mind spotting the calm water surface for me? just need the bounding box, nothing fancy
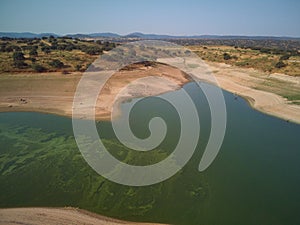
[0,82,299,225]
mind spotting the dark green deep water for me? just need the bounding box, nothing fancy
[0,82,300,225]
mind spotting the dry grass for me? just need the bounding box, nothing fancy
[188,45,300,76]
[0,39,99,73]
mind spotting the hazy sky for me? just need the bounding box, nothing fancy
[0,0,299,36]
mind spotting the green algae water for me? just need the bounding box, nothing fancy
[0,82,300,225]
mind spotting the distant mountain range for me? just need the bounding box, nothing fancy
[0,32,299,40]
[0,32,59,38]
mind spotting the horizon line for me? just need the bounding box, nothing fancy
[1,31,300,39]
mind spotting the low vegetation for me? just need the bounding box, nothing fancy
[188,45,300,76]
[1,36,299,76]
[0,36,116,73]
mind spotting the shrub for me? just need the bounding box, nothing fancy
[13,51,25,61]
[50,43,58,50]
[12,45,22,51]
[65,44,75,51]
[102,42,116,51]
[32,64,46,72]
[57,44,67,51]
[41,46,51,54]
[259,48,271,54]
[29,49,38,57]
[14,60,28,68]
[184,50,191,55]
[223,52,231,60]
[80,45,103,55]
[49,59,64,68]
[61,70,70,75]
[279,54,290,61]
[75,64,82,71]
[275,61,287,68]
[4,45,14,52]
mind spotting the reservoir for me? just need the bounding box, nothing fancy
[0,82,299,225]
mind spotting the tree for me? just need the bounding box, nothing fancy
[12,45,22,51]
[4,45,14,52]
[13,51,27,68]
[75,64,82,71]
[279,54,290,61]
[14,60,27,68]
[85,47,96,55]
[65,43,75,51]
[32,64,46,72]
[41,46,51,54]
[223,53,231,60]
[50,43,58,50]
[275,61,286,68]
[49,59,64,68]
[80,45,102,55]
[102,42,116,51]
[29,49,38,57]
[13,51,25,61]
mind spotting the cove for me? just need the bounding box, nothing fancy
[0,82,300,225]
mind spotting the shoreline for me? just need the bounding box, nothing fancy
[207,62,300,124]
[0,207,168,225]
[1,82,298,125]
[0,62,299,124]
[218,77,300,124]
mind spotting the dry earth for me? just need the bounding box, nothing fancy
[0,207,168,225]
[207,62,300,123]
[0,61,299,123]
[0,64,189,120]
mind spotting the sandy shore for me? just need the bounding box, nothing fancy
[0,61,299,123]
[0,64,189,120]
[207,62,300,124]
[0,207,168,225]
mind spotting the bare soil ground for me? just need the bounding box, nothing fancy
[0,61,299,123]
[0,207,167,225]
[0,72,81,117]
[207,62,300,123]
[0,64,189,120]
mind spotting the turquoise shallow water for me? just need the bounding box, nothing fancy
[0,82,300,225]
